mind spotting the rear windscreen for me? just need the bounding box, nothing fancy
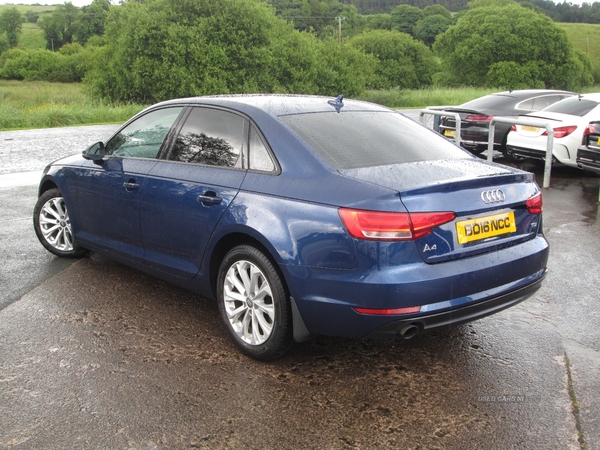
[280,111,469,169]
[542,98,599,116]
[459,94,513,110]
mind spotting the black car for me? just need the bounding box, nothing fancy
[437,90,575,158]
[577,121,600,174]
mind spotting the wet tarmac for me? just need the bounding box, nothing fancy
[1,123,599,449]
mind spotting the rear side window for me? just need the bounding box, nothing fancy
[169,107,245,168]
[281,111,468,169]
[542,98,599,116]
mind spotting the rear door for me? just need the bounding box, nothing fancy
[140,106,248,279]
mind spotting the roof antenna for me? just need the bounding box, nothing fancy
[328,94,344,112]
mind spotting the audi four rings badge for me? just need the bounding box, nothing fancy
[481,189,506,204]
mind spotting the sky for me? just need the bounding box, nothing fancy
[0,1,95,6]
[0,0,594,7]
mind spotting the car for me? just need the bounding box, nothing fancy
[437,90,575,158]
[33,95,549,360]
[577,121,600,174]
[506,93,600,168]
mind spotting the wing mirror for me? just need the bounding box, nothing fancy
[82,142,106,162]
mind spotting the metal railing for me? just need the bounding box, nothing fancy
[486,117,555,189]
[419,109,555,189]
[419,109,462,147]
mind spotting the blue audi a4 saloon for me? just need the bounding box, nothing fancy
[34,95,549,360]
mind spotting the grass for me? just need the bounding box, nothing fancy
[18,23,46,50]
[0,80,146,130]
[2,80,600,131]
[356,87,499,109]
[559,22,600,81]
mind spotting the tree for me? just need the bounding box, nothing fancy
[75,0,111,45]
[349,30,437,89]
[85,0,374,103]
[390,5,423,36]
[0,7,23,48]
[423,4,452,19]
[434,3,593,89]
[414,14,452,47]
[39,2,81,50]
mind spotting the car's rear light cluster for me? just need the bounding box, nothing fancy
[542,125,577,139]
[465,114,493,122]
[510,124,577,139]
[583,124,598,136]
[526,193,543,214]
[339,209,456,241]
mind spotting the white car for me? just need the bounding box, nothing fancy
[505,93,600,168]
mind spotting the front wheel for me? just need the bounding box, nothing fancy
[33,188,86,258]
[217,245,292,360]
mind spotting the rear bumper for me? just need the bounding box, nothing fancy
[287,235,549,339]
[577,147,600,174]
[364,273,545,338]
[506,145,550,161]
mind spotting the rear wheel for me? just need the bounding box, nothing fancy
[33,188,86,258]
[217,245,292,360]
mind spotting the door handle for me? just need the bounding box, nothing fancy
[123,179,140,191]
[197,192,222,206]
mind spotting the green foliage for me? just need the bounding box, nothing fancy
[0,34,9,54]
[86,0,374,103]
[434,3,594,89]
[39,2,80,50]
[74,0,110,45]
[560,22,600,83]
[414,15,452,47]
[0,7,23,48]
[24,11,39,24]
[362,14,392,31]
[0,80,145,130]
[423,4,452,19]
[390,5,424,36]
[0,45,96,82]
[349,30,437,89]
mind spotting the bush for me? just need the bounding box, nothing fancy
[85,0,375,103]
[349,30,437,89]
[434,3,594,89]
[0,46,96,82]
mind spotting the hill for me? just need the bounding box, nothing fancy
[559,22,600,82]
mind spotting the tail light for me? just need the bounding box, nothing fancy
[339,209,456,241]
[526,193,543,214]
[583,124,597,136]
[542,125,577,139]
[510,124,517,131]
[465,115,493,122]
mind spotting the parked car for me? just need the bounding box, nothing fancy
[577,121,600,174]
[437,90,575,157]
[33,95,549,360]
[506,93,600,168]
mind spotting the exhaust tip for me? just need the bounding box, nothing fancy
[399,324,420,340]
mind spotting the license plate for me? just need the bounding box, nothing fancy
[444,129,456,138]
[456,212,516,244]
[521,125,540,133]
[597,137,600,145]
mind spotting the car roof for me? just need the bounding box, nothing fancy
[152,94,392,117]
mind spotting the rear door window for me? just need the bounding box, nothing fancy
[168,107,245,168]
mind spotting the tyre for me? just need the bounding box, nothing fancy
[33,188,86,258]
[217,245,292,360]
